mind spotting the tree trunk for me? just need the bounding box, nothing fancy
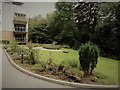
[90,68,93,75]
[84,69,90,77]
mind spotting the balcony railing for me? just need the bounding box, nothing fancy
[15,38,26,43]
[13,28,27,34]
[13,16,27,22]
[14,28,26,32]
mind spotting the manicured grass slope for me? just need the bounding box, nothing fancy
[38,48,118,84]
[38,48,79,64]
[95,57,118,84]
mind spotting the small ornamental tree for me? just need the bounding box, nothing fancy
[27,42,39,65]
[79,42,99,77]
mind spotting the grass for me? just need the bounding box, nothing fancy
[37,48,119,84]
[38,48,79,64]
[95,57,118,84]
[7,43,118,85]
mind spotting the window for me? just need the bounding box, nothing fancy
[15,35,25,42]
[14,24,26,32]
[14,12,26,17]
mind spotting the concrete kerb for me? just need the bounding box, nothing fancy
[3,48,119,88]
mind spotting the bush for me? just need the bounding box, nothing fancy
[32,43,42,47]
[32,60,55,72]
[58,61,65,71]
[79,42,99,76]
[32,63,46,72]
[42,44,61,50]
[2,40,10,44]
[4,44,10,49]
[10,41,19,52]
[62,45,70,48]
[5,41,19,53]
[27,43,39,65]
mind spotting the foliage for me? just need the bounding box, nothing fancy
[6,41,19,53]
[94,2,120,60]
[32,63,46,72]
[49,2,78,46]
[32,43,42,47]
[14,47,118,84]
[62,59,78,68]
[61,45,70,48]
[79,42,99,76]
[2,40,10,44]
[4,44,10,49]
[74,2,98,48]
[42,44,61,50]
[28,13,54,44]
[27,43,39,65]
[28,2,120,60]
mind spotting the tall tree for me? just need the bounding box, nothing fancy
[28,14,54,43]
[95,2,120,59]
[50,2,78,47]
[74,2,98,48]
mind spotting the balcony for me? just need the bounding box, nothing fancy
[15,38,26,44]
[13,16,27,23]
[13,28,27,35]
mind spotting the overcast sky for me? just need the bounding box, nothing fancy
[24,2,56,18]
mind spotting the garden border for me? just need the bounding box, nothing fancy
[3,48,119,88]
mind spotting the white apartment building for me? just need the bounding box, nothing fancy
[2,1,28,44]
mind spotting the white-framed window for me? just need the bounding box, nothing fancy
[15,35,25,42]
[14,12,26,17]
[14,24,26,32]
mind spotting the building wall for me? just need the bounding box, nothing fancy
[2,30,14,42]
[2,2,28,31]
[2,2,28,43]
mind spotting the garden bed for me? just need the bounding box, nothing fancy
[13,60,105,85]
[4,43,118,85]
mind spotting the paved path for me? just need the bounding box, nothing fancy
[33,47,63,52]
[1,46,118,89]
[2,48,70,88]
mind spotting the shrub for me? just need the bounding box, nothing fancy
[27,48,39,65]
[10,41,19,52]
[62,45,70,48]
[2,40,10,44]
[58,61,65,71]
[27,43,39,65]
[32,60,55,72]
[79,42,99,77]
[32,43,42,47]
[32,63,46,72]
[5,41,19,53]
[4,44,10,49]
[42,44,61,50]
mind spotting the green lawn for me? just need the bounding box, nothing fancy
[95,57,118,84]
[38,48,79,64]
[38,48,119,84]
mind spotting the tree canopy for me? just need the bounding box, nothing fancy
[28,2,120,60]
